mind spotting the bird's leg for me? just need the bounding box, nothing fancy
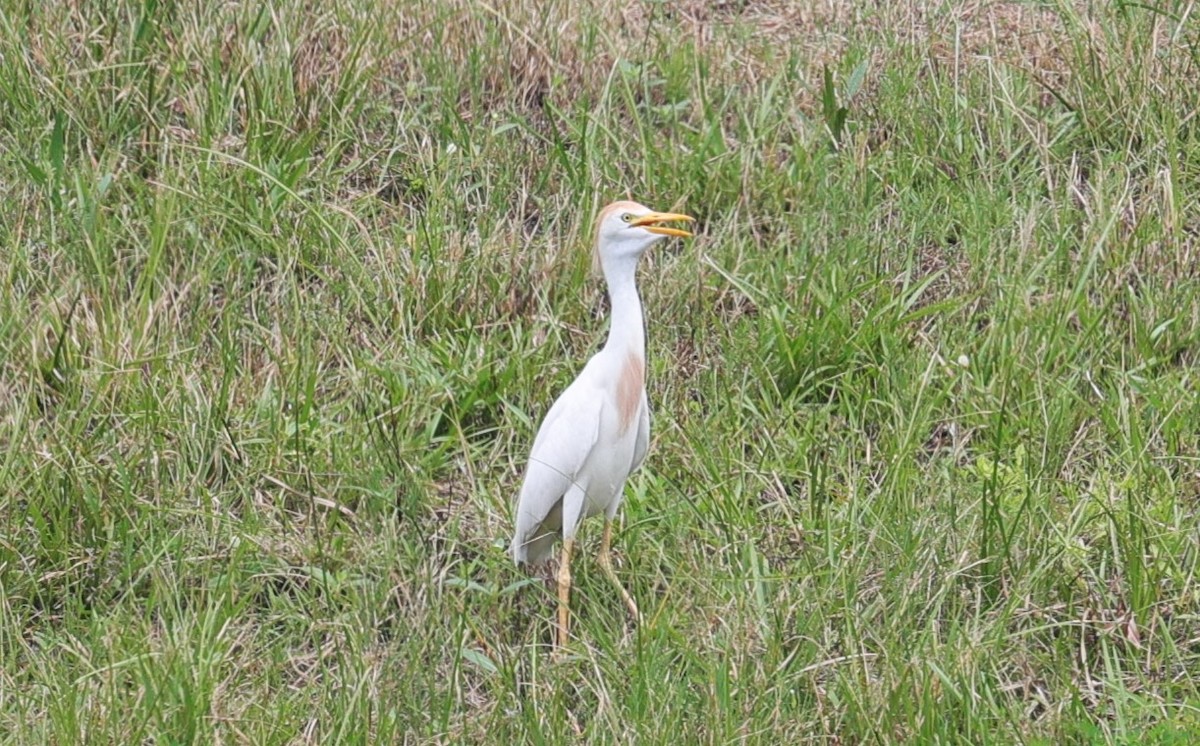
[598,519,640,621]
[555,537,574,649]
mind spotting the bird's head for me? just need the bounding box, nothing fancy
[593,200,694,273]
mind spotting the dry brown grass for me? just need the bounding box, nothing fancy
[371,1,1107,117]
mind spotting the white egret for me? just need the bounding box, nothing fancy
[510,200,694,649]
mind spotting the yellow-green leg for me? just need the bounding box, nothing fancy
[598,520,640,621]
[556,537,574,649]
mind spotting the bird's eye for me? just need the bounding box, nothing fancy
[621,213,633,223]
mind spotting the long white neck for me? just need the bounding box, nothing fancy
[600,253,645,358]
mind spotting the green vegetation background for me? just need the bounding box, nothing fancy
[2,1,1199,742]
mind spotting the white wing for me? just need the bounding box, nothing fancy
[631,389,651,473]
[510,379,604,564]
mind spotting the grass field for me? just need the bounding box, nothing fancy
[3,0,1200,742]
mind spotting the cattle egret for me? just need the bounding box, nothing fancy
[510,200,694,650]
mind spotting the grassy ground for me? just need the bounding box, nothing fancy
[2,0,1200,742]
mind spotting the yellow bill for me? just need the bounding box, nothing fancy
[632,211,695,238]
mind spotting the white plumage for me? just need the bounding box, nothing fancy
[510,200,694,649]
